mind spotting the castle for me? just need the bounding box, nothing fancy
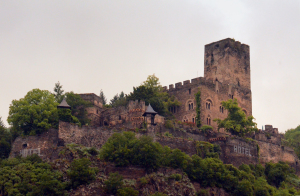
[79,38,252,131]
[9,38,300,174]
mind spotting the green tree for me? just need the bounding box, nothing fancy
[0,117,11,159]
[99,89,107,105]
[53,81,65,103]
[110,91,127,107]
[127,75,180,117]
[65,92,92,126]
[7,89,59,135]
[104,172,124,195]
[67,158,98,188]
[0,155,67,196]
[282,125,300,158]
[214,99,258,136]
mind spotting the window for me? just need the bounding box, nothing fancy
[219,106,224,113]
[188,89,191,94]
[191,103,193,109]
[206,99,212,110]
[206,117,211,125]
[119,115,121,120]
[206,102,211,110]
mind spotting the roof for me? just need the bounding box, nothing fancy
[142,104,157,116]
[57,98,71,109]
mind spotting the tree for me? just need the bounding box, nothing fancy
[127,75,180,117]
[214,99,257,136]
[65,92,92,126]
[142,74,162,92]
[67,158,98,188]
[282,125,300,158]
[110,91,127,107]
[7,89,59,135]
[99,89,107,105]
[0,117,11,159]
[53,81,64,103]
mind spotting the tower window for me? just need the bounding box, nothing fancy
[188,89,191,94]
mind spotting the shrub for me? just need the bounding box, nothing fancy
[196,189,209,196]
[235,179,254,196]
[117,187,139,196]
[200,125,213,133]
[87,147,98,156]
[150,192,167,196]
[168,173,182,181]
[67,158,98,188]
[164,120,174,129]
[139,177,149,185]
[104,172,123,195]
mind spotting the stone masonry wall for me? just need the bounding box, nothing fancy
[10,129,59,159]
[166,78,252,131]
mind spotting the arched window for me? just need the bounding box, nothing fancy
[219,106,224,113]
[242,109,247,115]
[206,99,212,110]
[186,100,194,111]
[206,117,211,125]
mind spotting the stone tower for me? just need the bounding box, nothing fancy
[204,38,251,90]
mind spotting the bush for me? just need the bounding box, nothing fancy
[117,187,139,196]
[104,172,123,195]
[67,158,98,188]
[150,192,167,196]
[196,189,209,196]
[168,173,182,181]
[235,179,254,196]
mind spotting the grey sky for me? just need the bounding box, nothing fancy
[1,1,299,132]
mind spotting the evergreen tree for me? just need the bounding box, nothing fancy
[99,89,107,105]
[53,81,65,103]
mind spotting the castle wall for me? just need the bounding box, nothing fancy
[165,78,252,131]
[10,129,59,159]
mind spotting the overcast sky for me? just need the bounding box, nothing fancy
[0,1,299,132]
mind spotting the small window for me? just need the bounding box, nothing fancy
[97,110,98,114]
[206,118,211,125]
[119,115,121,120]
[206,102,211,110]
[191,103,193,109]
[192,118,195,123]
[232,95,233,99]
[188,89,191,94]
[22,144,27,148]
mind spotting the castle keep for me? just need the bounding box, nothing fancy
[164,38,252,131]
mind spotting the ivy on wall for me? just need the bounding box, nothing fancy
[195,90,201,128]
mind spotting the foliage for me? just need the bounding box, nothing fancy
[99,89,107,105]
[200,125,213,133]
[117,187,139,196]
[195,141,221,158]
[110,91,128,107]
[0,155,67,196]
[127,74,180,117]
[196,189,209,196]
[195,90,202,127]
[265,162,294,187]
[104,172,124,195]
[65,92,92,126]
[53,81,65,103]
[150,193,168,196]
[0,117,11,160]
[58,108,81,126]
[67,158,98,188]
[164,120,175,129]
[214,99,258,136]
[7,89,59,135]
[283,125,300,158]
[100,132,162,170]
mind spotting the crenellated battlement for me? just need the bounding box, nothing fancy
[163,77,205,91]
